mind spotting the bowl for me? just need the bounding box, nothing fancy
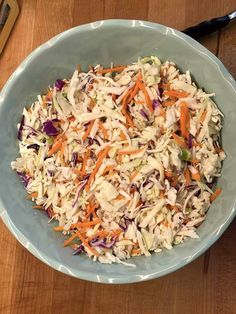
[0,20,235,284]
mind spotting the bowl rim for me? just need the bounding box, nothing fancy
[0,19,236,284]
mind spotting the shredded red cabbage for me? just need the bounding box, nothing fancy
[73,244,84,255]
[72,181,87,207]
[140,109,149,120]
[17,115,25,141]
[91,238,116,249]
[152,99,160,109]
[71,152,78,167]
[17,171,30,187]
[188,134,193,149]
[55,79,65,91]
[43,120,58,136]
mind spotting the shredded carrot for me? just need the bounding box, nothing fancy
[48,135,66,157]
[112,93,116,101]
[199,109,207,123]
[32,205,43,209]
[97,66,127,74]
[172,133,187,148]
[165,171,173,178]
[115,194,125,201]
[164,90,189,98]
[210,187,222,202]
[137,81,153,113]
[131,248,141,255]
[112,229,123,237]
[120,130,127,141]
[121,90,134,127]
[191,171,201,181]
[81,151,90,176]
[159,107,166,118]
[54,226,64,232]
[130,170,139,182]
[85,203,98,218]
[102,165,115,175]
[184,167,191,186]
[99,121,109,139]
[180,102,190,139]
[76,231,99,256]
[117,147,145,155]
[59,141,66,165]
[72,218,101,229]
[135,100,145,104]
[63,233,78,247]
[82,120,95,141]
[159,190,165,198]
[70,126,81,132]
[85,146,110,191]
[26,192,38,200]
[68,116,76,122]
[162,101,175,107]
[159,82,171,90]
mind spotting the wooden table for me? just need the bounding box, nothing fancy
[0,1,235,313]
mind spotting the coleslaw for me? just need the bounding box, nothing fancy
[11,56,226,266]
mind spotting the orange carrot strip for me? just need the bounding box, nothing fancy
[184,167,191,186]
[210,187,222,202]
[99,121,109,139]
[85,146,110,191]
[112,93,116,101]
[165,171,173,178]
[68,116,76,122]
[70,126,81,132]
[117,147,145,155]
[76,231,99,256]
[135,100,145,104]
[180,102,190,139]
[120,130,127,141]
[137,81,153,112]
[97,66,127,74]
[81,151,90,176]
[200,110,207,123]
[164,90,189,98]
[63,233,78,247]
[72,218,101,229]
[54,226,64,231]
[26,192,38,200]
[82,120,95,141]
[191,171,201,181]
[102,165,116,175]
[162,101,176,107]
[172,133,187,148]
[131,248,141,255]
[130,170,139,182]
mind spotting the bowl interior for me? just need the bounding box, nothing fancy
[0,20,235,283]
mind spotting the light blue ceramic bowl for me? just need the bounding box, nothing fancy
[0,20,235,284]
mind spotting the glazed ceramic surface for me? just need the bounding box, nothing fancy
[0,20,235,284]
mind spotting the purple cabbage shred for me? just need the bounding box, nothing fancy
[55,79,65,91]
[140,109,149,120]
[152,99,160,110]
[17,115,25,141]
[71,152,78,167]
[188,134,193,149]
[17,171,30,187]
[43,120,58,136]
[73,244,84,255]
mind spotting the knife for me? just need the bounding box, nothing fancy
[183,10,236,39]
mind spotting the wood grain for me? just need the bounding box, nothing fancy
[0,1,235,313]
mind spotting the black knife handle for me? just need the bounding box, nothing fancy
[183,15,230,39]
